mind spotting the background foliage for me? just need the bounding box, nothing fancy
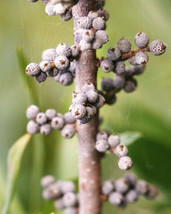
[0,0,171,213]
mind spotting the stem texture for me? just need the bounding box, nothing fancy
[72,1,101,214]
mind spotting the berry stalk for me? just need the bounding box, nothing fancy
[72,1,102,213]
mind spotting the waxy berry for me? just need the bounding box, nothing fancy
[40,123,52,136]
[35,72,47,83]
[100,58,114,73]
[41,175,55,188]
[118,156,133,171]
[26,105,40,120]
[114,144,128,158]
[150,40,166,56]
[56,43,72,57]
[27,120,40,134]
[95,138,109,152]
[61,124,75,138]
[92,17,105,30]
[42,49,57,62]
[109,192,125,206]
[45,109,56,120]
[54,198,65,210]
[51,116,65,130]
[108,134,120,148]
[39,61,52,72]
[36,112,47,125]
[102,181,114,196]
[54,56,70,70]
[63,192,78,207]
[117,37,131,53]
[26,63,40,76]
[125,190,139,203]
[135,32,149,49]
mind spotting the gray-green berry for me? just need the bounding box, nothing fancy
[51,116,65,130]
[100,58,114,73]
[26,63,40,76]
[117,37,131,53]
[40,123,52,135]
[135,51,149,65]
[39,61,52,72]
[36,113,47,125]
[61,124,75,138]
[113,75,126,89]
[150,40,166,56]
[26,105,40,119]
[107,47,121,61]
[56,43,71,57]
[27,120,40,134]
[135,32,149,48]
[95,138,109,152]
[114,61,125,75]
[118,156,133,171]
[54,56,70,70]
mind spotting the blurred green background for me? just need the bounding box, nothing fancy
[0,0,171,213]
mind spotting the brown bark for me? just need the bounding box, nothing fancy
[72,1,102,214]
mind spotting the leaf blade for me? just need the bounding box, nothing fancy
[2,133,32,214]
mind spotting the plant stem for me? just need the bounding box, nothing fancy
[72,1,102,214]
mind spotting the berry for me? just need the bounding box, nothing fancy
[95,94,105,108]
[40,123,52,135]
[78,17,92,29]
[59,72,73,86]
[26,63,40,76]
[64,208,78,214]
[114,144,128,158]
[45,109,56,120]
[135,51,149,65]
[100,58,114,73]
[79,40,92,51]
[145,185,158,199]
[136,180,149,195]
[82,83,95,92]
[72,92,87,105]
[108,192,125,206]
[69,104,87,119]
[41,175,55,188]
[36,113,47,125]
[54,56,70,70]
[95,30,108,44]
[35,72,47,83]
[102,181,114,195]
[82,29,95,42]
[27,120,40,134]
[60,10,72,21]
[113,75,126,89]
[124,78,137,93]
[26,105,40,119]
[86,106,95,119]
[39,61,52,72]
[42,183,62,200]
[69,60,77,75]
[106,93,117,105]
[128,56,138,66]
[51,116,65,130]
[61,124,75,138]
[64,112,76,124]
[74,29,84,43]
[47,68,59,77]
[115,178,130,193]
[42,49,57,62]
[150,40,166,56]
[114,61,125,75]
[53,3,67,15]
[70,44,80,58]
[63,192,78,207]
[133,64,145,75]
[125,190,139,203]
[56,43,72,57]
[118,156,133,170]
[61,181,75,194]
[117,37,131,53]
[45,3,55,16]
[88,11,99,20]
[96,130,108,140]
[54,198,65,210]
[86,90,99,103]
[97,8,109,21]
[107,47,121,61]
[123,173,137,187]
[95,139,109,152]
[92,17,105,30]
[135,32,149,49]
[96,0,105,10]
[101,78,114,92]
[108,134,120,148]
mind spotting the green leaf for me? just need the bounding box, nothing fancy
[119,131,142,146]
[16,46,38,105]
[2,133,32,214]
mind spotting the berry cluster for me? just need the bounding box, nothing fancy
[95,131,133,171]
[28,0,78,21]
[26,105,76,138]
[25,43,80,85]
[102,173,158,208]
[100,33,166,105]
[69,83,105,124]
[41,175,79,214]
[75,9,109,51]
